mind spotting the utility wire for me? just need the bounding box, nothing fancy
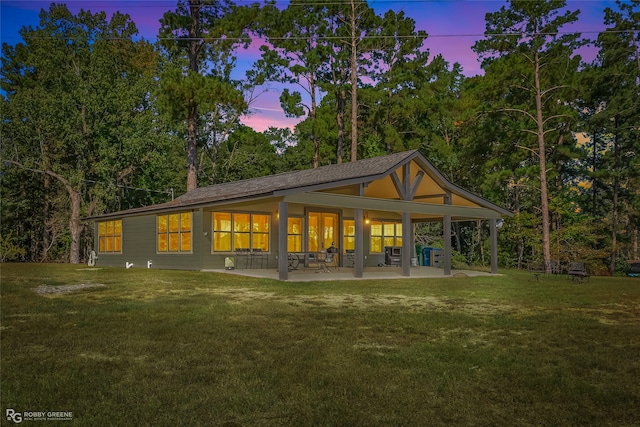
[2,29,637,42]
[82,178,175,199]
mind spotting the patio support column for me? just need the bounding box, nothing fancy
[402,212,411,277]
[443,192,452,276]
[444,215,452,276]
[490,218,498,274]
[278,201,289,281]
[354,208,364,278]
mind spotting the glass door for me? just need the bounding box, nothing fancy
[308,212,339,252]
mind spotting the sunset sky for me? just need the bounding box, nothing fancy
[1,0,616,131]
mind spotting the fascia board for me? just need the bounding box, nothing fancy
[283,192,504,220]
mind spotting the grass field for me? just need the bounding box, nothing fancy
[1,263,639,426]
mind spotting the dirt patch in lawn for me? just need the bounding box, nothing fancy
[34,283,106,295]
[208,287,518,316]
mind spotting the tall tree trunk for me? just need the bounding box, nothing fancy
[336,85,346,164]
[476,220,485,265]
[69,189,81,264]
[592,128,598,216]
[513,185,522,268]
[186,0,201,191]
[350,0,358,162]
[41,174,51,262]
[634,38,640,73]
[310,71,319,168]
[453,222,462,253]
[187,100,198,191]
[610,178,619,274]
[610,122,620,274]
[534,51,552,274]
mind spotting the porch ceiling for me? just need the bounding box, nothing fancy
[283,192,502,220]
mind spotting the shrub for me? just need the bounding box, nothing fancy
[0,232,26,262]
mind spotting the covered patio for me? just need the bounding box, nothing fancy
[275,151,512,280]
[210,265,496,282]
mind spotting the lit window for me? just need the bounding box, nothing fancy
[157,212,192,253]
[98,220,122,253]
[288,217,303,252]
[370,220,402,253]
[252,214,270,251]
[213,213,231,252]
[343,220,355,251]
[212,213,270,252]
[234,213,251,250]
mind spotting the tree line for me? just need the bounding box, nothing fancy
[1,0,638,274]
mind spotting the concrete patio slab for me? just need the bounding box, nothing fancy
[204,266,496,281]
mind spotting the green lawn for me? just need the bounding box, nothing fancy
[1,264,639,426]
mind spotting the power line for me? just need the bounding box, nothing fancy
[0,0,625,4]
[2,29,636,43]
[82,178,175,199]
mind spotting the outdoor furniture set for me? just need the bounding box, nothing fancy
[286,249,339,273]
[234,248,267,269]
[528,260,590,283]
[627,261,640,277]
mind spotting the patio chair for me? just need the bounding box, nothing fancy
[316,252,333,273]
[251,248,266,269]
[235,248,250,269]
[568,262,590,283]
[528,261,546,281]
[550,260,563,275]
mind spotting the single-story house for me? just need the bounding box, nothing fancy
[88,150,512,280]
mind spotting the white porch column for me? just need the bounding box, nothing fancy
[278,201,289,281]
[490,218,498,274]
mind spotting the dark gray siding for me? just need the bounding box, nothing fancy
[93,201,390,271]
[200,203,280,270]
[95,210,203,270]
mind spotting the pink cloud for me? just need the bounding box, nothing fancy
[241,109,300,133]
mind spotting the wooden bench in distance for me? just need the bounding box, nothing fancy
[568,262,590,283]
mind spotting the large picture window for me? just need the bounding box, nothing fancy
[157,212,192,253]
[370,220,402,253]
[213,212,270,252]
[98,220,122,253]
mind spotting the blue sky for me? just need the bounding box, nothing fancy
[1,0,615,130]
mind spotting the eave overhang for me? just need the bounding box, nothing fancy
[283,192,504,220]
